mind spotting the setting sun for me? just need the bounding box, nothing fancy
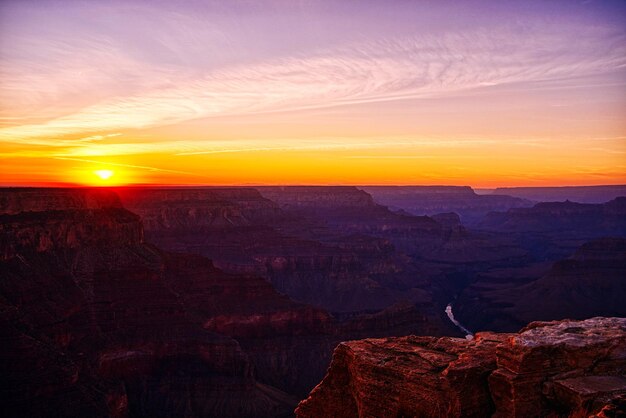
[94,169,114,181]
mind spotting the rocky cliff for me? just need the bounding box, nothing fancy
[0,188,333,417]
[0,208,143,260]
[296,317,626,418]
[116,186,452,327]
[0,188,123,214]
[117,187,282,230]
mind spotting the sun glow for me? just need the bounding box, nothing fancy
[94,169,114,181]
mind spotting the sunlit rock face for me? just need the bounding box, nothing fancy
[296,317,626,418]
[490,317,626,417]
[296,333,508,418]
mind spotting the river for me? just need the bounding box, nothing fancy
[445,303,473,340]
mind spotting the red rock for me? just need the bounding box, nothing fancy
[297,317,626,418]
[296,332,508,418]
[490,317,626,418]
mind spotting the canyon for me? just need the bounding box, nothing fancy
[1,185,625,417]
[362,185,532,225]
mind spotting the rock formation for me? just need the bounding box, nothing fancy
[455,237,626,332]
[0,188,321,416]
[362,186,531,224]
[479,197,626,235]
[118,186,452,324]
[296,317,626,418]
[492,185,626,204]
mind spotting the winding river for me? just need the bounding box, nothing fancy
[445,303,473,340]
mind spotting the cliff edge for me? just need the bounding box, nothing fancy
[296,317,626,417]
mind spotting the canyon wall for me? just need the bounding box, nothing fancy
[455,237,626,332]
[0,188,330,416]
[492,185,626,204]
[362,186,531,224]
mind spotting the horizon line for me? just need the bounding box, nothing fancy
[1,182,625,190]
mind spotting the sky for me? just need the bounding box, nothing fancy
[0,0,625,187]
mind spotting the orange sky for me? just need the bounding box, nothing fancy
[1,1,625,187]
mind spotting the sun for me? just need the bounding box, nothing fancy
[94,169,114,181]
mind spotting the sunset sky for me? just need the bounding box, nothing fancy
[1,0,625,187]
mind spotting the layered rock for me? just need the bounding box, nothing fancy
[117,187,281,231]
[490,317,626,417]
[0,208,142,260]
[455,238,626,332]
[0,187,122,214]
[492,185,626,204]
[296,317,626,418]
[1,187,449,414]
[480,197,626,235]
[118,186,451,325]
[258,186,443,234]
[362,186,531,224]
[296,333,508,418]
[0,188,317,417]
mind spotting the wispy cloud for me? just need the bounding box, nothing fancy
[52,136,506,157]
[77,133,122,142]
[1,21,625,146]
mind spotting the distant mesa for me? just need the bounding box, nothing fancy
[362,185,532,225]
[491,184,626,204]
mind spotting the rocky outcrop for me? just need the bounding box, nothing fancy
[296,317,626,418]
[296,333,508,418]
[490,317,626,417]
